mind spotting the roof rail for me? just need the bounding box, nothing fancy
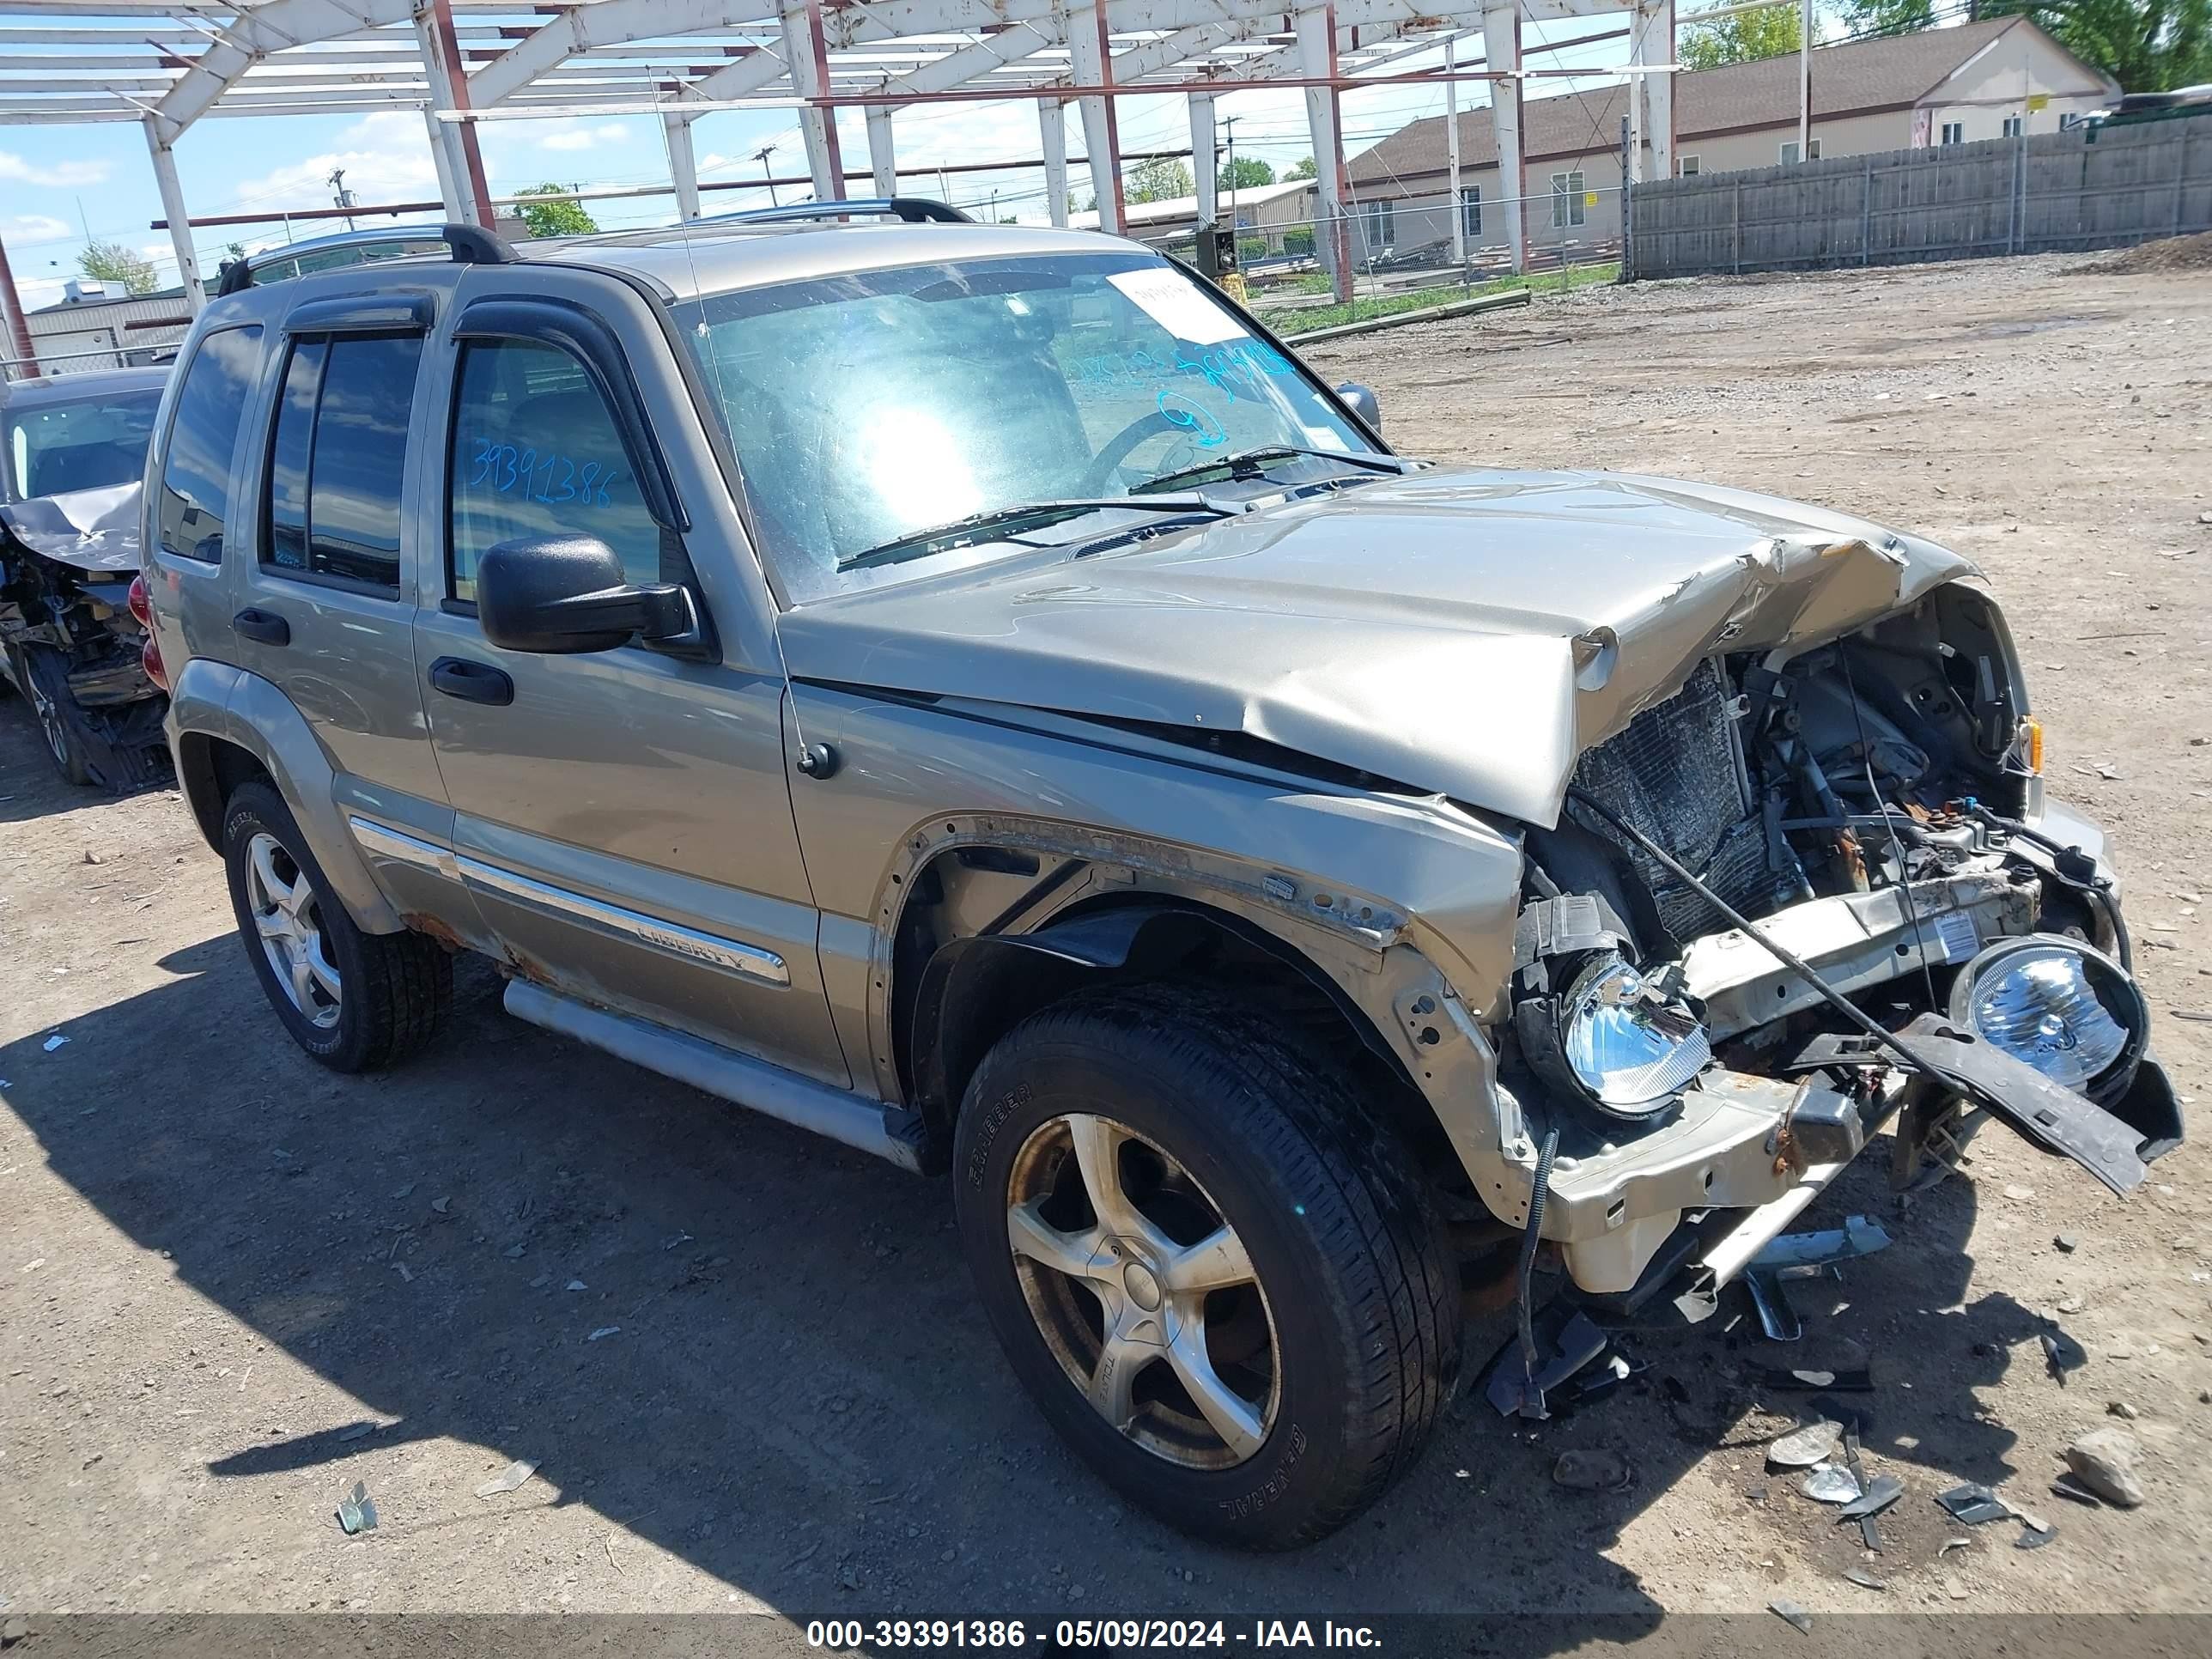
[216,223,520,297]
[691,196,974,229]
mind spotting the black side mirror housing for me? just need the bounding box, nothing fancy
[476,535,694,655]
[1334,382,1382,433]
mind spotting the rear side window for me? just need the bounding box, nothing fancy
[447,338,660,603]
[155,325,262,563]
[261,332,423,591]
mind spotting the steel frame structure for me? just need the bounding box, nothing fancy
[0,0,1696,320]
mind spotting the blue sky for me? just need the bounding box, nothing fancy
[0,16,1699,307]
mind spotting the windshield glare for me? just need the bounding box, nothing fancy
[4,390,164,502]
[679,252,1377,600]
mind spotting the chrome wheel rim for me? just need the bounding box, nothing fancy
[23,665,68,768]
[246,831,341,1030]
[1006,1113,1279,1470]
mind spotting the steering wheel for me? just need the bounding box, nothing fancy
[1075,410,1187,497]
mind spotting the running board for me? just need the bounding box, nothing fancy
[501,980,926,1173]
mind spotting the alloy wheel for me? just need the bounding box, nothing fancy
[1004,1112,1279,1470]
[245,830,341,1030]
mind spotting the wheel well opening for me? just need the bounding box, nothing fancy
[902,876,1449,1176]
[177,733,271,849]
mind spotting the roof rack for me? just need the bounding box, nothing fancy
[690,196,974,229]
[216,224,519,297]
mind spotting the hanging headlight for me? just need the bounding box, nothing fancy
[1553,954,1712,1119]
[1948,933,2148,1103]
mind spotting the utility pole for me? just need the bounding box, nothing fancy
[1799,0,1813,160]
[328,167,357,231]
[1220,114,1239,234]
[754,144,779,206]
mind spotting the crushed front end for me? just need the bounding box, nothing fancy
[1494,583,2180,1317]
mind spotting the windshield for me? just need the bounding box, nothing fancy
[4,389,164,502]
[678,252,1380,601]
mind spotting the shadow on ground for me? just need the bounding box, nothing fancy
[0,698,2085,1632]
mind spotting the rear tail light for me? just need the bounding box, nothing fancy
[131,574,171,691]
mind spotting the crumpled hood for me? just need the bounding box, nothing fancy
[779,467,1976,827]
[0,479,143,574]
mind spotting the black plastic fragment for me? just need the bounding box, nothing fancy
[1936,1481,2013,1525]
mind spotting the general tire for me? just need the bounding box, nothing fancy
[951,982,1461,1548]
[221,780,451,1072]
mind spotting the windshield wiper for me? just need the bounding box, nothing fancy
[838,495,1236,574]
[1131,445,1407,495]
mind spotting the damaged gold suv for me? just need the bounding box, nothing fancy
[141,209,2180,1549]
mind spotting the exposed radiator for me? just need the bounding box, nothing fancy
[1567,659,1798,940]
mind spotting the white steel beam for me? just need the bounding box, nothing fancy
[142,113,205,313]
[1482,1,1523,273]
[1066,1,1123,234]
[1040,96,1070,225]
[665,109,702,217]
[468,0,729,109]
[1649,0,1674,177]
[1188,91,1216,226]
[1445,32,1463,264]
[865,104,896,194]
[1295,3,1352,301]
[416,0,492,227]
[149,0,416,141]
[781,0,844,201]
[424,102,464,216]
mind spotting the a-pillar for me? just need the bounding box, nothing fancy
[780,0,846,203]
[1067,2,1124,234]
[143,117,206,313]
[1294,4,1352,303]
[665,112,702,221]
[1482,3,1526,276]
[1040,100,1071,228]
[1646,0,1675,180]
[1189,93,1217,231]
[865,106,896,198]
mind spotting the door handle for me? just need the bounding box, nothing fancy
[232,607,290,647]
[428,655,514,707]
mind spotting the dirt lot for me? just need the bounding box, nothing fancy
[3,253,2210,1644]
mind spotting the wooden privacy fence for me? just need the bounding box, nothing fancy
[1624,111,2212,280]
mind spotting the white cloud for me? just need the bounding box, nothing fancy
[227,110,441,216]
[538,120,629,153]
[0,150,112,188]
[3,213,71,244]
[19,275,69,311]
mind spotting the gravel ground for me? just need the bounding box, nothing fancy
[3,252,2209,1644]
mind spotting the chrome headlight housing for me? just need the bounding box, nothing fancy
[1948,933,2148,1104]
[1548,953,1712,1120]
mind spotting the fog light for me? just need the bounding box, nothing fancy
[1949,934,2146,1101]
[1559,955,1711,1118]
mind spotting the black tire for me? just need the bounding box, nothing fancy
[9,643,94,787]
[221,779,451,1072]
[952,982,1460,1548]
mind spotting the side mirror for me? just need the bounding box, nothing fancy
[477,535,694,655]
[1334,382,1382,432]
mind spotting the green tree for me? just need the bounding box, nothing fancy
[1218,155,1274,191]
[1125,156,1194,204]
[1839,0,1936,35]
[1980,0,2211,92]
[77,240,158,295]
[1286,155,1318,180]
[513,184,598,238]
[1679,3,1802,70]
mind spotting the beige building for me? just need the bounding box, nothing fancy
[1345,16,2118,264]
[1069,176,1319,255]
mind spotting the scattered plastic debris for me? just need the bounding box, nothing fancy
[566,1279,586,1292]
[474,1458,538,1498]
[586,1325,620,1342]
[1936,1482,2013,1525]
[1552,1449,1632,1492]
[1768,1598,1813,1636]
[2050,1473,2106,1507]
[501,1243,526,1259]
[1762,1364,1874,1392]
[1838,1474,1904,1521]
[41,1036,66,1053]
[391,1182,416,1200]
[430,1196,451,1214]
[1481,1307,1608,1419]
[1843,1568,1887,1591]
[1802,1465,1862,1504]
[1743,1217,1892,1342]
[336,1422,374,1443]
[1768,1419,1844,1468]
[336,1480,378,1534]
[1939,1536,1972,1556]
